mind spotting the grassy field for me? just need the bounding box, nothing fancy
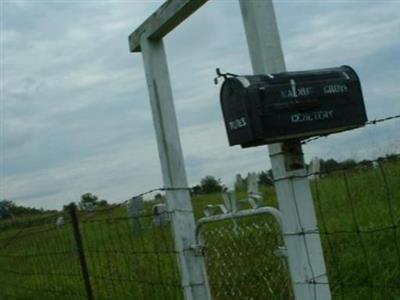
[0,159,399,300]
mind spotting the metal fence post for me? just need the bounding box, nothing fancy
[68,203,94,300]
[139,37,212,300]
[239,1,332,299]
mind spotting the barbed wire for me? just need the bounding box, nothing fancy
[1,114,399,300]
[282,224,399,237]
[273,153,400,182]
[366,114,400,125]
[301,113,400,145]
[198,147,400,300]
[0,203,184,299]
[127,186,192,202]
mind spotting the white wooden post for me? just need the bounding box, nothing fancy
[140,37,212,300]
[239,1,332,300]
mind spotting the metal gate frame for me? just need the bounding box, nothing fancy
[128,1,332,299]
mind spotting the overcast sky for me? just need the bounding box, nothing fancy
[1,0,399,210]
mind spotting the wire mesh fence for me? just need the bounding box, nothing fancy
[77,205,183,300]
[299,116,399,299]
[199,214,292,300]
[195,154,400,300]
[299,114,400,299]
[0,114,399,300]
[0,212,88,300]
[309,155,400,300]
[0,204,183,300]
[196,115,400,300]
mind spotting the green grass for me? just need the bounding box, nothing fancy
[311,162,400,300]
[0,160,399,299]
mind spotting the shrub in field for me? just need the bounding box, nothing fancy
[200,176,223,194]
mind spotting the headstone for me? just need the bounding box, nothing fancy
[56,216,65,227]
[246,173,263,208]
[309,157,321,179]
[152,204,170,227]
[127,196,144,229]
[247,172,259,195]
[235,173,245,189]
[236,173,244,185]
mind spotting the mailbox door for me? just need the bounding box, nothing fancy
[220,79,254,146]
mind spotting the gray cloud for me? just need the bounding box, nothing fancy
[1,0,399,209]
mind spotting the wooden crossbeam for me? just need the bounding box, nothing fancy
[129,0,208,52]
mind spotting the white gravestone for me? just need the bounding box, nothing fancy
[127,196,144,229]
[309,157,321,179]
[152,204,170,227]
[247,173,263,208]
[247,172,259,195]
[56,216,65,227]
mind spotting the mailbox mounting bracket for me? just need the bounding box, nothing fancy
[129,1,332,300]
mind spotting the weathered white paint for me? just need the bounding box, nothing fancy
[140,37,211,300]
[131,0,331,298]
[129,0,209,52]
[239,1,332,299]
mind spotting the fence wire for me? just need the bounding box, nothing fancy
[306,154,400,300]
[196,114,399,300]
[0,213,88,300]
[200,215,292,300]
[291,112,399,299]
[77,205,183,300]
[302,114,400,145]
[0,114,399,300]
[195,154,399,300]
[0,203,183,300]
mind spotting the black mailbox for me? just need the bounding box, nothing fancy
[219,66,367,148]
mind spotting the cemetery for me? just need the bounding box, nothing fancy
[1,0,399,299]
[0,158,399,299]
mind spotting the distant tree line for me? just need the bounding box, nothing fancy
[60,193,110,212]
[0,200,54,219]
[191,176,224,195]
[77,193,109,211]
[209,153,400,193]
[319,153,399,173]
[2,154,398,217]
[191,171,274,195]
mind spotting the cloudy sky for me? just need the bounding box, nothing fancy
[1,0,399,209]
